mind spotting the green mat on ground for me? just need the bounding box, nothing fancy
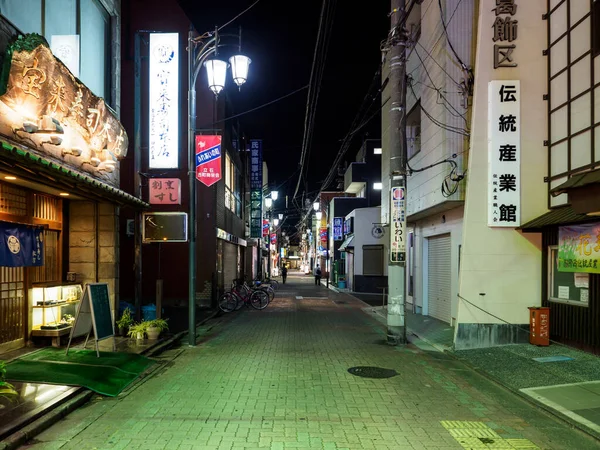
[5,348,156,397]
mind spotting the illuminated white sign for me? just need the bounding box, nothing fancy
[149,33,179,169]
[488,80,520,227]
[50,35,80,77]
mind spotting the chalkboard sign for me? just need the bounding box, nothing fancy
[67,283,115,357]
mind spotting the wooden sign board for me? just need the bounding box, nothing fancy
[66,283,115,357]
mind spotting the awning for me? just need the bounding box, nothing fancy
[519,206,597,232]
[0,139,149,209]
[550,169,600,196]
[339,235,354,251]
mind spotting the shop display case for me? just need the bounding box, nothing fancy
[30,282,83,346]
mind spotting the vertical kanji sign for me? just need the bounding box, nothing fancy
[390,186,406,263]
[195,135,222,187]
[488,80,520,227]
[250,139,263,238]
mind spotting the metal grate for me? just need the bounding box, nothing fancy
[348,366,398,378]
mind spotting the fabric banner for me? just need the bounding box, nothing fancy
[195,135,222,187]
[0,223,44,267]
[320,228,327,243]
[558,223,600,273]
[262,219,269,237]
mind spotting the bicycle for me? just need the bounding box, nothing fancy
[218,280,269,312]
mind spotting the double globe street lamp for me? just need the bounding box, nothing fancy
[187,27,251,346]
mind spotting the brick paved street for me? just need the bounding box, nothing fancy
[22,273,599,449]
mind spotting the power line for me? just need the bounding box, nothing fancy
[437,0,468,71]
[408,83,468,137]
[205,84,309,126]
[217,0,261,31]
[294,0,337,198]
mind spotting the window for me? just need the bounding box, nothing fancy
[225,153,241,217]
[363,245,384,276]
[548,246,589,305]
[407,101,421,160]
[0,0,111,101]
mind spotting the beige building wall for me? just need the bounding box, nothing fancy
[456,0,547,348]
[69,202,120,314]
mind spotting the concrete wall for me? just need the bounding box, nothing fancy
[456,0,547,349]
[69,201,119,313]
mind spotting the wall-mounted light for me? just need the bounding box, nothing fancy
[59,193,69,196]
[373,147,382,155]
[4,176,16,180]
[373,182,383,190]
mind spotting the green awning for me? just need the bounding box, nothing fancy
[0,139,149,209]
[339,235,354,251]
[519,206,597,232]
[550,169,600,196]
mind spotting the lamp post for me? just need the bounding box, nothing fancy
[187,27,250,346]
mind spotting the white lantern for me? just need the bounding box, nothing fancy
[265,197,273,208]
[204,59,228,95]
[273,218,280,226]
[313,202,319,211]
[271,190,279,201]
[315,211,322,220]
[229,54,251,87]
[278,213,283,220]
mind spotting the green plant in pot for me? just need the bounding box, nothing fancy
[146,318,168,340]
[116,308,134,336]
[127,321,148,340]
[0,360,18,401]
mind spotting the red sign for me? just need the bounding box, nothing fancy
[195,135,222,186]
[149,178,181,205]
[270,233,277,245]
[320,227,327,243]
[262,219,269,237]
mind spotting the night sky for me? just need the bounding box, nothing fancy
[179,0,389,211]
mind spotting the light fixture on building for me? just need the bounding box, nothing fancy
[265,197,273,208]
[4,176,16,180]
[374,147,382,155]
[313,202,319,211]
[373,182,383,190]
[59,192,69,196]
[204,58,228,96]
[271,190,279,201]
[315,211,322,220]
[229,54,251,88]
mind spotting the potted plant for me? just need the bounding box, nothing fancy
[116,308,134,336]
[127,321,148,341]
[0,360,18,401]
[146,318,168,340]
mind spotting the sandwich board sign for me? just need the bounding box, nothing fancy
[66,283,115,357]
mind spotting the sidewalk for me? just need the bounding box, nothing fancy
[335,284,600,441]
[0,309,218,449]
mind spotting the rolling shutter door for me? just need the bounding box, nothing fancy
[427,234,451,324]
[223,242,239,289]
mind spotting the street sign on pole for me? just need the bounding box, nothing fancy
[390,185,406,263]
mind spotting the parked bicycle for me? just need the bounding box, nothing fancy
[218,279,270,312]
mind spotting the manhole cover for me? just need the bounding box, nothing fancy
[348,366,397,378]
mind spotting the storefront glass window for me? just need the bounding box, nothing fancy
[0,0,42,34]
[549,246,589,305]
[45,0,76,37]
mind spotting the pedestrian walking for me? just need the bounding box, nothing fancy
[314,264,322,286]
[281,264,288,284]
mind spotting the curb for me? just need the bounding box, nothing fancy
[0,390,94,450]
[0,310,220,448]
[446,350,600,443]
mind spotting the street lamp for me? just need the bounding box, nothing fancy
[313,202,320,211]
[315,211,322,221]
[273,218,280,227]
[265,197,273,209]
[271,190,279,201]
[187,26,250,346]
[278,213,283,220]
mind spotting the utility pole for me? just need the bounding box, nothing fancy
[387,0,408,345]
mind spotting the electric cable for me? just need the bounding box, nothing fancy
[437,0,468,71]
[217,0,261,31]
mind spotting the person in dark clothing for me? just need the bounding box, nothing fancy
[314,264,322,285]
[281,265,288,284]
